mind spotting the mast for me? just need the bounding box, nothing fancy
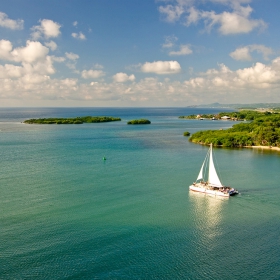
[208,144,223,187]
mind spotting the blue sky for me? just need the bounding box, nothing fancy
[0,0,280,107]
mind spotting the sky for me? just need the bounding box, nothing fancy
[0,0,280,107]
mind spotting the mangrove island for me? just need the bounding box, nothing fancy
[127,119,151,125]
[24,116,121,124]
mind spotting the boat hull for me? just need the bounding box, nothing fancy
[189,184,230,197]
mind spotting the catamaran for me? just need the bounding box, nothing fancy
[189,144,238,197]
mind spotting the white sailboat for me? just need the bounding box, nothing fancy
[189,144,238,197]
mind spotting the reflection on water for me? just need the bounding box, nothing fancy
[189,191,229,248]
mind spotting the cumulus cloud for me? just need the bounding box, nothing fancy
[45,41,57,51]
[0,39,58,94]
[169,44,192,56]
[72,32,86,40]
[73,21,78,27]
[230,45,273,61]
[230,46,251,61]
[12,41,49,63]
[0,40,13,60]
[200,8,266,35]
[236,62,277,85]
[113,72,135,82]
[0,64,24,78]
[81,69,105,79]
[2,57,280,105]
[65,52,79,60]
[141,61,181,74]
[158,5,185,22]
[31,19,61,39]
[158,1,267,35]
[0,11,24,30]
[185,60,280,92]
[0,40,49,63]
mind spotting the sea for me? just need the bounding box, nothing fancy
[0,107,280,280]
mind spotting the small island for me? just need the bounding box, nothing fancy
[24,116,121,124]
[183,131,191,136]
[187,110,280,148]
[127,119,151,125]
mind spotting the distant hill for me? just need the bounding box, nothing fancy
[189,103,280,109]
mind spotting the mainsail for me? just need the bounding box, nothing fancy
[208,144,223,187]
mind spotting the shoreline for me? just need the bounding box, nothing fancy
[244,145,280,152]
[192,142,280,152]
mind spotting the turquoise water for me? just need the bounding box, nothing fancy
[1,108,280,280]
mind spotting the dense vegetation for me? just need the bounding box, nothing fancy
[183,131,190,136]
[179,110,271,120]
[24,116,121,124]
[189,112,280,147]
[127,119,151,125]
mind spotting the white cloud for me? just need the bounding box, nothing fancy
[210,0,251,4]
[0,64,24,78]
[0,11,24,30]
[31,19,61,39]
[72,32,86,40]
[230,45,273,61]
[141,61,181,74]
[11,41,49,63]
[159,1,267,35]
[169,44,192,55]
[73,21,78,26]
[184,60,280,93]
[65,52,79,60]
[2,57,280,105]
[0,39,59,97]
[45,41,57,51]
[51,56,65,62]
[30,56,56,75]
[201,9,267,35]
[230,46,252,61]
[162,35,178,48]
[158,5,185,22]
[0,40,13,60]
[81,69,105,79]
[0,40,49,64]
[250,45,273,60]
[113,72,135,82]
[186,6,200,26]
[236,62,277,85]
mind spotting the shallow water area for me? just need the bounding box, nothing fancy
[1,107,280,279]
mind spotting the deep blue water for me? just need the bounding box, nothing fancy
[0,107,280,280]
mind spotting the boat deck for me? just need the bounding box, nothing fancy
[189,182,238,197]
